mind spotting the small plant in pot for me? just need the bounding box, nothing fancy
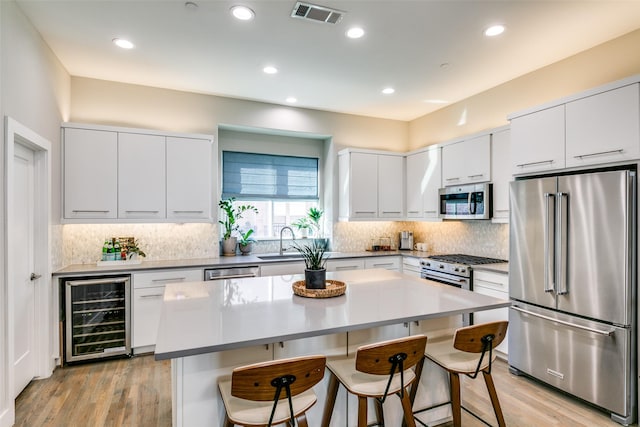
[293,240,329,289]
[238,229,256,255]
[292,217,312,238]
[307,207,324,237]
[218,197,258,256]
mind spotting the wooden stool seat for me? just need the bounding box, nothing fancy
[219,354,326,426]
[321,334,427,427]
[423,321,508,427]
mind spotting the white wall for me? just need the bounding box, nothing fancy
[0,2,70,425]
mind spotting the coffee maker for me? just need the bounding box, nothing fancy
[399,231,414,250]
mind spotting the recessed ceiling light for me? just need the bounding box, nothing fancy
[263,66,278,74]
[286,97,297,103]
[382,88,395,95]
[231,5,255,21]
[346,27,365,39]
[484,24,505,37]
[112,38,134,49]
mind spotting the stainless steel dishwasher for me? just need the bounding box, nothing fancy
[204,266,260,281]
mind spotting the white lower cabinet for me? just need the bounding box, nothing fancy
[132,268,203,352]
[473,270,509,357]
[402,257,422,277]
[260,261,305,277]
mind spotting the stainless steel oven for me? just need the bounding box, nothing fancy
[420,254,507,325]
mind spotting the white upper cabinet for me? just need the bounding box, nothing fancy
[406,146,441,219]
[490,128,511,222]
[118,132,166,220]
[338,149,404,221]
[442,134,490,186]
[510,78,640,175]
[566,84,640,167]
[511,104,566,175]
[166,136,212,220]
[63,127,118,219]
[62,123,213,223]
[378,154,404,219]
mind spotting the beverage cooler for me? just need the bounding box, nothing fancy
[62,276,131,363]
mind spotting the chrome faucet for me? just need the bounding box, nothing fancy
[279,226,296,256]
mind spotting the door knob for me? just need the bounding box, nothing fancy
[30,273,42,281]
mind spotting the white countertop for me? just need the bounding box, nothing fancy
[154,269,511,360]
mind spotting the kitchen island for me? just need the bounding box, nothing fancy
[155,269,511,427]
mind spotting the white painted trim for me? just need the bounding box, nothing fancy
[2,117,52,426]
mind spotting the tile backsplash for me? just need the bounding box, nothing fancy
[60,220,508,267]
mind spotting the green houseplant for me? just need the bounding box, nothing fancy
[238,229,256,255]
[293,239,329,289]
[307,207,324,237]
[218,197,258,256]
[292,216,312,238]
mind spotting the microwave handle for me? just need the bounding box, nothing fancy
[468,192,476,214]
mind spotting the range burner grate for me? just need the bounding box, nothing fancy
[427,254,507,265]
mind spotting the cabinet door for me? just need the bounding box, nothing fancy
[511,105,565,175]
[133,286,166,349]
[406,147,441,219]
[378,154,404,219]
[349,152,378,219]
[63,128,118,219]
[260,261,305,277]
[491,129,511,222]
[166,136,213,221]
[118,133,166,219]
[566,84,640,168]
[442,135,490,185]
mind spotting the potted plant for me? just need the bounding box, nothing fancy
[126,238,146,260]
[218,197,258,256]
[238,229,256,255]
[308,207,324,237]
[293,239,329,289]
[292,216,312,238]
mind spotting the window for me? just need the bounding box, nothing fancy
[221,150,321,239]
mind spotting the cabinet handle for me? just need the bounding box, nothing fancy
[495,209,509,213]
[139,293,164,298]
[172,210,204,213]
[151,277,187,283]
[424,210,436,214]
[371,263,394,267]
[445,177,460,181]
[72,210,110,213]
[381,211,401,214]
[125,210,160,213]
[467,174,484,178]
[573,149,623,159]
[407,210,420,214]
[355,211,376,214]
[335,265,359,270]
[516,159,554,168]
[403,322,409,328]
[279,341,284,348]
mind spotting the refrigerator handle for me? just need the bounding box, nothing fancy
[556,192,569,295]
[543,192,556,293]
[511,306,615,336]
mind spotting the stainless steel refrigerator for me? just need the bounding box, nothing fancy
[509,168,636,425]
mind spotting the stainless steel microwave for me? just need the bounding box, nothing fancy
[438,183,492,220]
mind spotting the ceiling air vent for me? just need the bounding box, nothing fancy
[291,2,344,25]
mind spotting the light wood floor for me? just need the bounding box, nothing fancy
[14,355,635,426]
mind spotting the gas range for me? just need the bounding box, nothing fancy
[420,253,507,284]
[422,254,507,278]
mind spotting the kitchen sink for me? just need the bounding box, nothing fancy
[257,252,338,261]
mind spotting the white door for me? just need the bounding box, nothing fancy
[13,143,36,397]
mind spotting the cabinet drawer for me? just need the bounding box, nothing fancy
[364,256,400,270]
[326,258,365,272]
[133,268,203,289]
[473,270,508,292]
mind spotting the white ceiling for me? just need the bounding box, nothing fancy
[15,0,640,121]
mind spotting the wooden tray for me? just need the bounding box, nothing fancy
[292,280,346,298]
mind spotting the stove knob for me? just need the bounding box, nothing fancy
[453,267,459,272]
[460,268,466,273]
[439,264,444,269]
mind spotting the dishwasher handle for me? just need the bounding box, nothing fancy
[204,266,260,281]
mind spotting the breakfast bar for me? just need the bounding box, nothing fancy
[154,269,511,427]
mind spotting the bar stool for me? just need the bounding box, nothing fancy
[420,321,508,427]
[218,354,326,426]
[321,334,428,427]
